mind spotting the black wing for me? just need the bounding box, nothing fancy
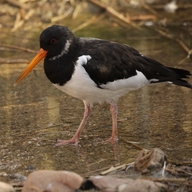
[78,38,192,89]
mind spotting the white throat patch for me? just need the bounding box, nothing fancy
[49,40,71,61]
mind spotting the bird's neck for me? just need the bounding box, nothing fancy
[44,38,79,86]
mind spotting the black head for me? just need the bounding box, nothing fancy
[39,25,76,59]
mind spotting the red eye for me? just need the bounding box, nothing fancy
[49,38,57,44]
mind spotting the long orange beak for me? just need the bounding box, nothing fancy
[14,48,47,86]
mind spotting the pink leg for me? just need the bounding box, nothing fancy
[106,102,118,144]
[56,102,92,146]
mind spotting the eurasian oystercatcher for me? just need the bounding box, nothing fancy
[15,25,192,146]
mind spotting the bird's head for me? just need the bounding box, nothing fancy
[14,25,75,85]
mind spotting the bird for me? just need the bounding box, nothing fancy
[15,25,192,146]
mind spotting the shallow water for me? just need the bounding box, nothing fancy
[0,18,192,182]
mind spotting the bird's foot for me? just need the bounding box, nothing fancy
[106,136,118,144]
[55,138,79,146]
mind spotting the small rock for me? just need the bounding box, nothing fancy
[81,176,133,191]
[118,178,167,192]
[0,172,8,177]
[0,182,15,192]
[81,176,167,192]
[22,170,83,192]
[9,173,26,182]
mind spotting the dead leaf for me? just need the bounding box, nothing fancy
[134,148,166,173]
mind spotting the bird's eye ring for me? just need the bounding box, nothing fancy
[49,38,57,44]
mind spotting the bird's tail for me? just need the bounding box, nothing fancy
[138,55,192,89]
[167,67,192,89]
[154,67,192,89]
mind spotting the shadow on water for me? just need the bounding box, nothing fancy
[0,18,192,182]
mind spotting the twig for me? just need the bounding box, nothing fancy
[122,138,144,150]
[87,0,139,29]
[72,4,82,19]
[84,166,112,176]
[11,9,34,32]
[72,13,105,33]
[130,15,156,21]
[0,44,36,53]
[141,1,157,15]
[101,162,135,175]
[146,177,192,185]
[87,159,107,167]
[166,167,192,177]
[11,11,24,32]
[0,59,29,64]
[3,101,44,109]
[5,0,29,9]
[148,27,192,58]
[51,7,74,23]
